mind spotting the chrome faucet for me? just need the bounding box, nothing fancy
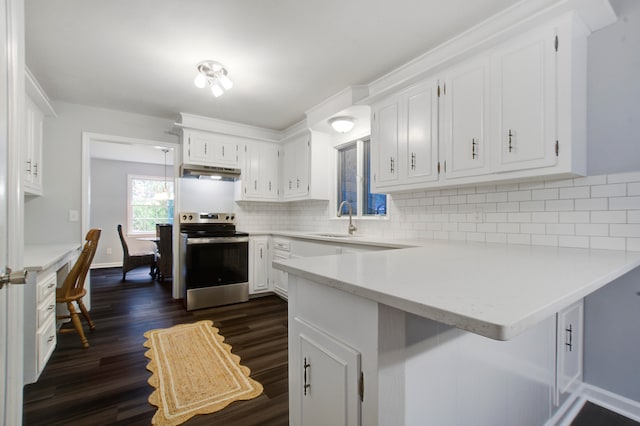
[337,201,357,235]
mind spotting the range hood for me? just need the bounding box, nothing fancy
[180,164,241,181]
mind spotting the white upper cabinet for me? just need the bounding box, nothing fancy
[238,141,280,201]
[441,57,491,179]
[369,14,590,192]
[371,79,438,192]
[183,129,240,168]
[24,95,44,195]
[491,25,557,172]
[281,130,330,201]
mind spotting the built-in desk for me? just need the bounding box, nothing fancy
[24,243,81,384]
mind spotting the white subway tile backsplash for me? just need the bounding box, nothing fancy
[610,224,640,238]
[532,188,559,200]
[508,191,532,202]
[591,211,626,224]
[263,171,640,253]
[609,196,640,210]
[590,237,625,250]
[591,184,626,198]
[545,199,574,211]
[575,198,608,211]
[628,211,640,223]
[559,186,590,199]
[607,171,640,183]
[532,212,559,223]
[559,212,590,224]
[628,183,640,196]
[576,224,609,237]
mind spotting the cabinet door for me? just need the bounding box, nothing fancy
[405,81,439,184]
[262,143,280,199]
[556,299,583,400]
[272,252,290,298]
[492,27,557,172]
[250,237,269,293]
[294,318,361,426]
[283,135,308,198]
[443,58,491,179]
[244,143,261,198]
[24,95,44,195]
[213,140,238,166]
[186,133,214,164]
[371,97,400,189]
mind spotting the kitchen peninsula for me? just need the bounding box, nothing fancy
[273,241,640,425]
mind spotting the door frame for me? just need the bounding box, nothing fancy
[2,0,26,424]
[80,132,181,299]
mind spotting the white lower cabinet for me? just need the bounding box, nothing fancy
[24,271,58,384]
[271,238,291,299]
[249,236,270,294]
[294,318,361,426]
[556,299,584,400]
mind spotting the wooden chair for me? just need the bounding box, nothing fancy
[117,224,156,281]
[56,228,101,349]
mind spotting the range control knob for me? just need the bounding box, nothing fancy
[182,214,187,221]
[188,214,193,220]
[230,215,235,221]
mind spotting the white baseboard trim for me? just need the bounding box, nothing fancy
[547,382,640,425]
[581,383,640,423]
[91,262,122,269]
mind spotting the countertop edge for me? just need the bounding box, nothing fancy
[24,243,82,272]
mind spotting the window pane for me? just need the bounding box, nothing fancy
[129,177,174,233]
[363,140,387,216]
[337,143,358,215]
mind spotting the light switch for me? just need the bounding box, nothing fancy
[68,210,79,222]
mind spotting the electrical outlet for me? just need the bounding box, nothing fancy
[68,209,79,222]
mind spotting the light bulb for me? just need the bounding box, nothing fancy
[219,74,233,90]
[211,81,224,97]
[194,72,207,89]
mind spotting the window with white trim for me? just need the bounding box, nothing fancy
[127,175,174,234]
[336,138,387,217]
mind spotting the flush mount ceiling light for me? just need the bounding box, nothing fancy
[193,60,233,97]
[329,116,356,133]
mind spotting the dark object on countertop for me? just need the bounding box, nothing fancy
[571,401,639,426]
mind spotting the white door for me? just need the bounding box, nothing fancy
[491,26,557,172]
[295,318,361,426]
[443,57,491,179]
[405,80,439,184]
[2,0,26,423]
[371,98,400,189]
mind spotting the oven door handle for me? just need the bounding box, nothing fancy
[186,236,250,245]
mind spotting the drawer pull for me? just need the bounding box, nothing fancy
[47,283,55,289]
[47,335,55,343]
[47,304,55,311]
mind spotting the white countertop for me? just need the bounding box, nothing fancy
[246,230,418,249]
[24,243,82,272]
[273,240,640,341]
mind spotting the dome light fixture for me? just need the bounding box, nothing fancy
[329,116,356,133]
[194,60,233,97]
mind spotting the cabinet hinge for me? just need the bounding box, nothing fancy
[244,145,247,153]
[555,35,559,52]
[444,160,447,173]
[359,372,364,402]
[437,161,441,174]
[555,140,559,156]
[373,113,376,122]
[437,85,441,97]
[443,82,446,95]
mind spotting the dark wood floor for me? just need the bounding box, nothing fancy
[23,268,289,426]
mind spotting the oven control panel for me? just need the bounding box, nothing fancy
[179,212,236,224]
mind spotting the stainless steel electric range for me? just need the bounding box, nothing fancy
[178,212,249,311]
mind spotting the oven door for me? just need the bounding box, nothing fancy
[184,236,249,289]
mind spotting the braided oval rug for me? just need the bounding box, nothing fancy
[144,320,263,425]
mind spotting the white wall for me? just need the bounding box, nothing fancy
[24,101,177,245]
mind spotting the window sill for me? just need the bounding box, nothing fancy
[330,215,389,222]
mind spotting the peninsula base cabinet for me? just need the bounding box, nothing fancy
[288,275,583,425]
[249,236,270,294]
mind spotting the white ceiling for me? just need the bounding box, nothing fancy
[25,0,520,132]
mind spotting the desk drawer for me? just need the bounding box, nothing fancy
[37,293,56,328]
[37,273,57,303]
[37,316,56,371]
